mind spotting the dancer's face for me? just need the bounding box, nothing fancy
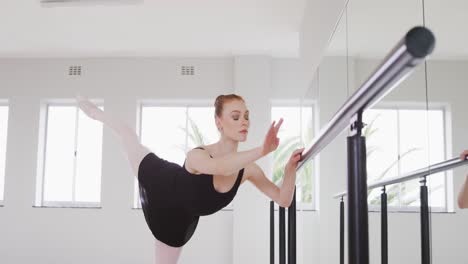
[216,100,250,142]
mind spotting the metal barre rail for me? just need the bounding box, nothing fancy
[296,27,435,172]
[334,157,468,199]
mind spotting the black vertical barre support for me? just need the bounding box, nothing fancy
[279,206,286,264]
[288,188,297,264]
[381,187,388,264]
[420,177,431,264]
[347,110,370,264]
[340,197,345,264]
[270,201,275,264]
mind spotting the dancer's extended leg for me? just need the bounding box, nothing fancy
[78,97,183,263]
[155,239,183,264]
[77,96,150,176]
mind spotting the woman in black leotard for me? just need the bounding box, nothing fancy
[77,94,304,264]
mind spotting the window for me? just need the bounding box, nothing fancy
[36,103,104,207]
[0,104,9,204]
[271,103,316,209]
[364,107,447,210]
[135,103,218,208]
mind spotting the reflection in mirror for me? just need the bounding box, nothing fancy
[320,7,349,107]
[299,72,319,208]
[300,6,349,211]
[425,1,468,212]
[346,0,432,209]
[347,0,424,85]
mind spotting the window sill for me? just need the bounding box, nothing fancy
[271,208,317,212]
[131,207,317,212]
[34,201,101,209]
[33,206,102,209]
[131,207,236,211]
[368,206,452,214]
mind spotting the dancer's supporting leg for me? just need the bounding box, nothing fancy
[76,96,150,177]
[155,239,183,264]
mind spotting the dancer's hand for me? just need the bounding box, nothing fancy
[285,148,305,175]
[460,150,468,160]
[76,95,104,121]
[261,118,283,156]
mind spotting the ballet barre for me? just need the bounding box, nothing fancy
[296,26,435,172]
[334,157,468,199]
[287,26,435,264]
[334,156,468,264]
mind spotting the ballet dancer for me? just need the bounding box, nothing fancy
[77,94,304,263]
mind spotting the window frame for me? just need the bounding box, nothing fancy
[365,101,452,213]
[35,99,104,208]
[0,100,9,207]
[271,99,318,211]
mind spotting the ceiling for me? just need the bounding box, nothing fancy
[0,0,307,58]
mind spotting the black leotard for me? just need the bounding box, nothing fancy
[138,147,244,247]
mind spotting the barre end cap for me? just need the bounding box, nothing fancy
[405,26,436,58]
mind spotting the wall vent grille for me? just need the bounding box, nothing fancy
[69,66,82,76]
[181,66,195,76]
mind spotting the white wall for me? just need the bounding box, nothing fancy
[1,55,467,264]
[0,57,311,264]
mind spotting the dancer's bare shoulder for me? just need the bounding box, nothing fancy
[185,145,217,175]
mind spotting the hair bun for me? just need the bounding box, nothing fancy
[214,94,245,118]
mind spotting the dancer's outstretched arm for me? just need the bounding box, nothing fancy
[76,96,150,176]
[458,150,468,209]
[247,148,304,208]
[185,119,283,177]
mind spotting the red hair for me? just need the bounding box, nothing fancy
[214,94,245,118]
